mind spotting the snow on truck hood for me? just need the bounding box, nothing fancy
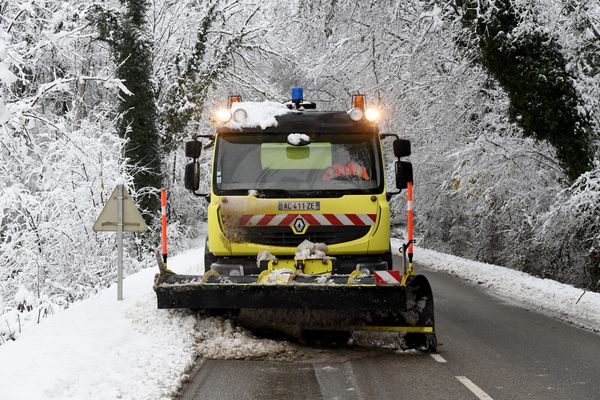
[226,101,291,130]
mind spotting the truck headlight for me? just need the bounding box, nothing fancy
[365,107,380,122]
[214,108,232,124]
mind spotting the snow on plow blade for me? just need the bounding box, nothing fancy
[153,270,436,351]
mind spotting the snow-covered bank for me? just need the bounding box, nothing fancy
[392,239,600,333]
[0,248,205,400]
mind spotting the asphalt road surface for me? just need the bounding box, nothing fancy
[181,261,600,400]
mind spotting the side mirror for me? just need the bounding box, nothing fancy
[393,139,411,158]
[396,161,413,190]
[184,161,200,191]
[186,140,202,158]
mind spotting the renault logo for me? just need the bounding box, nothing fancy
[291,216,309,234]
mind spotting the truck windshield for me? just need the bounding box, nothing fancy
[214,132,383,196]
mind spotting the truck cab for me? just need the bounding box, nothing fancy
[185,92,411,276]
[157,90,435,351]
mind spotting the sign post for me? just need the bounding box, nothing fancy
[93,184,148,300]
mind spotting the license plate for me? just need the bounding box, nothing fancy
[278,201,320,211]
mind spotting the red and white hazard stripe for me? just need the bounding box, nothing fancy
[374,270,402,285]
[238,213,377,227]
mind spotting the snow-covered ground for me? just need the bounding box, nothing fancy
[1,239,599,400]
[0,248,203,400]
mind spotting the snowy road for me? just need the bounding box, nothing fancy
[181,259,600,400]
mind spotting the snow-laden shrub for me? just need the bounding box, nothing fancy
[0,286,63,344]
[527,168,600,288]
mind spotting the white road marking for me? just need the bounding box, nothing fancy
[430,353,447,363]
[456,376,495,400]
[313,362,359,400]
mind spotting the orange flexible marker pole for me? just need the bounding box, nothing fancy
[161,189,168,264]
[407,182,414,270]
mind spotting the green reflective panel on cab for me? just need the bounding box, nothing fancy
[261,143,332,169]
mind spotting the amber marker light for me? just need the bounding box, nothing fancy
[352,94,366,110]
[228,95,242,108]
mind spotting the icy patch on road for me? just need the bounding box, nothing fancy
[392,240,600,332]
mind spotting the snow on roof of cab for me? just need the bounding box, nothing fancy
[226,101,291,130]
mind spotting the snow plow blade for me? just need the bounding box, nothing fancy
[154,269,436,351]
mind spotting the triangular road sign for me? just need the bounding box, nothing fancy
[93,184,149,232]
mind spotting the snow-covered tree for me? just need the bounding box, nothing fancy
[0,1,147,341]
[93,0,162,218]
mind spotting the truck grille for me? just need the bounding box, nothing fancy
[238,226,371,247]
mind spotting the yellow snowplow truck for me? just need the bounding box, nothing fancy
[154,89,436,351]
